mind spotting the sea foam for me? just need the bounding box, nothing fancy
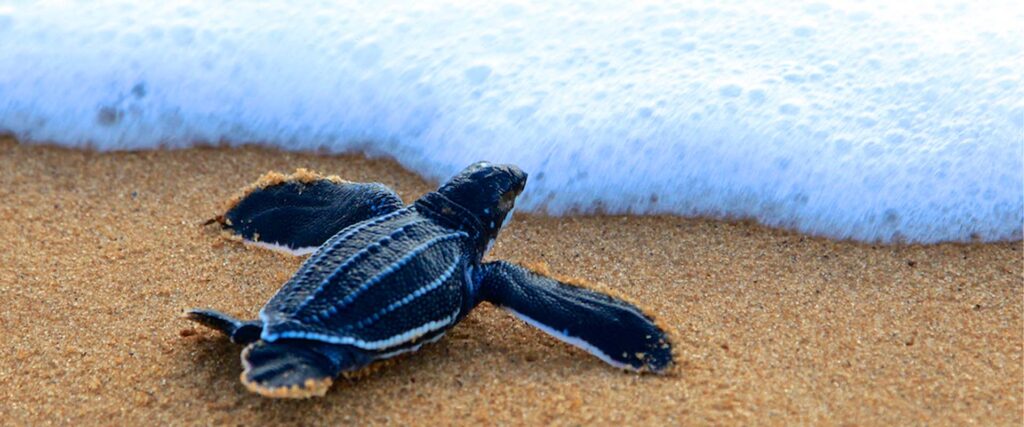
[0,1,1021,243]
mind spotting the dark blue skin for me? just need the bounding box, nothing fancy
[187,162,673,398]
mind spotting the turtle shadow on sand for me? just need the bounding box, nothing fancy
[178,310,627,408]
[180,326,501,421]
[178,332,392,413]
[177,333,251,401]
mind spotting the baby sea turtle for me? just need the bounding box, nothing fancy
[186,162,673,398]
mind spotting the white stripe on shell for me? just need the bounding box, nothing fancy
[350,260,460,328]
[239,330,449,377]
[501,307,638,371]
[374,332,447,359]
[243,240,317,256]
[263,310,459,350]
[313,231,468,319]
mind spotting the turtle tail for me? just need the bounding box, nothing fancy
[184,309,263,344]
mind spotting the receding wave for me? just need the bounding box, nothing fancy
[1,1,1021,243]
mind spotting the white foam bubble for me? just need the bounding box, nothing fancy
[1,1,1021,243]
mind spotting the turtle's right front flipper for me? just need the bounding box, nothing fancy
[478,261,674,373]
[217,169,405,254]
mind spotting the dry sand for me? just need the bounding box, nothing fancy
[1,137,1021,425]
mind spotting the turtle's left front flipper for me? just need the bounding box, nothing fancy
[217,169,405,254]
[478,261,674,373]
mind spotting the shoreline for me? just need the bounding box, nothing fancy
[10,137,1019,248]
[1,137,1021,425]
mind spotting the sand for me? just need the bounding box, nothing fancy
[0,137,1020,426]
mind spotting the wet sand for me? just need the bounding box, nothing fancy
[1,137,1020,425]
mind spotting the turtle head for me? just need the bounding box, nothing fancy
[437,161,527,242]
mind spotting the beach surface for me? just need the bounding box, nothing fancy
[1,137,1020,425]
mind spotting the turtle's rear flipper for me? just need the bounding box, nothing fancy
[185,309,263,344]
[218,169,404,255]
[240,340,367,398]
[479,261,674,373]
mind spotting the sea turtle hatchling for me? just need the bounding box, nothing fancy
[186,162,674,398]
